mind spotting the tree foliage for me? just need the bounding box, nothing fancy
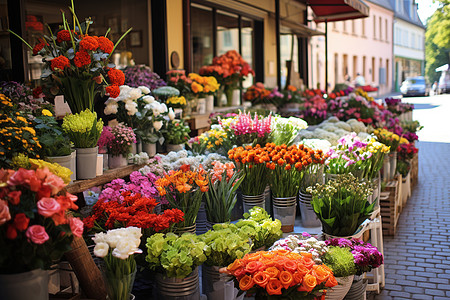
[425,2,450,83]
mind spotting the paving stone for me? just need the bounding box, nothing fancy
[403,286,424,294]
[389,291,411,298]
[424,288,445,296]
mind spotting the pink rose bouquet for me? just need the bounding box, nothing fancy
[0,168,83,274]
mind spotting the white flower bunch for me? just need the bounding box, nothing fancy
[298,139,331,152]
[128,152,150,165]
[346,119,367,133]
[158,151,228,172]
[270,234,328,264]
[92,227,143,260]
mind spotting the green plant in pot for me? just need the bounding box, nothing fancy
[34,115,72,157]
[163,119,191,151]
[307,173,375,237]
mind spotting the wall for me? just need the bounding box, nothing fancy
[393,19,425,61]
[166,0,184,69]
[309,2,394,95]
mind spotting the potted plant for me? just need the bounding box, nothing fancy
[307,173,376,238]
[322,247,357,300]
[164,119,191,152]
[155,164,208,233]
[62,109,103,179]
[9,1,129,114]
[92,227,142,300]
[199,225,252,299]
[0,168,83,300]
[34,114,75,182]
[146,232,207,298]
[105,124,137,169]
[220,249,337,299]
[204,161,244,224]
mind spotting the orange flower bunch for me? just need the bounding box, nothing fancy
[243,83,271,103]
[155,164,208,228]
[222,249,337,296]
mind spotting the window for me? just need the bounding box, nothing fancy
[386,59,389,86]
[385,19,388,42]
[343,54,348,79]
[372,57,375,82]
[404,31,409,47]
[363,56,366,77]
[352,20,355,34]
[343,20,347,33]
[373,16,376,39]
[379,16,382,40]
[353,55,357,79]
[280,34,298,89]
[362,19,365,36]
[411,33,416,49]
[334,53,339,84]
[191,5,214,72]
[217,11,239,55]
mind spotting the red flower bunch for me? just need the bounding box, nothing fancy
[83,190,184,233]
[221,249,337,297]
[51,55,71,71]
[74,50,91,68]
[56,29,76,43]
[302,89,324,98]
[397,142,418,162]
[32,39,48,55]
[79,36,99,51]
[108,68,126,86]
[0,168,83,274]
[243,82,271,103]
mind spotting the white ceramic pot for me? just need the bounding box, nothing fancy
[142,143,157,157]
[108,154,128,169]
[76,147,98,179]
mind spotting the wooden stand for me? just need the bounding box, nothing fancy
[380,175,402,236]
[410,153,419,187]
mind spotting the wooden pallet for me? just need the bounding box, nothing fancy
[380,175,402,236]
[410,152,419,187]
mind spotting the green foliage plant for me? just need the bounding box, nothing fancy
[322,246,357,278]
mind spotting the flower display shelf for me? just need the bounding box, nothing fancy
[380,175,402,236]
[410,152,419,188]
[185,113,211,136]
[401,172,411,207]
[65,164,146,196]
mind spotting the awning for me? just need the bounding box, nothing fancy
[280,19,325,37]
[435,64,449,72]
[308,0,370,23]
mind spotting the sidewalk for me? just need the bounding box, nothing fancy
[369,141,450,299]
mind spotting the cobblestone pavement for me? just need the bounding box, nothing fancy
[369,94,450,299]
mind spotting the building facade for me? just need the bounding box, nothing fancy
[390,0,426,91]
[309,0,394,95]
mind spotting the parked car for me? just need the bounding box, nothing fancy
[400,76,430,97]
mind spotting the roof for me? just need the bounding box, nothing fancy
[366,0,394,11]
[389,0,426,28]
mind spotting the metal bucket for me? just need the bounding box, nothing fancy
[202,265,233,299]
[156,268,200,300]
[242,194,265,214]
[272,196,297,233]
[298,191,321,227]
[174,224,197,235]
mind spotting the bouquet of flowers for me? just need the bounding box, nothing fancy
[164,119,191,145]
[122,65,167,89]
[166,70,194,96]
[235,207,282,250]
[243,83,271,105]
[307,173,375,237]
[146,232,207,278]
[62,109,103,148]
[29,158,73,184]
[321,246,357,278]
[166,95,187,109]
[189,126,231,155]
[0,93,42,168]
[220,112,272,147]
[325,238,383,275]
[269,116,308,146]
[204,161,244,223]
[372,128,400,152]
[0,168,83,274]
[298,95,328,125]
[92,227,142,300]
[200,224,252,267]
[188,73,220,98]
[360,138,391,180]
[156,164,208,228]
[385,98,414,116]
[34,114,72,157]
[105,124,136,157]
[220,249,337,298]
[9,2,129,113]
[270,233,329,264]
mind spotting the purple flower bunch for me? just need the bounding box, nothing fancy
[384,97,401,106]
[326,133,372,173]
[98,126,115,151]
[326,238,383,275]
[402,131,418,142]
[123,65,167,90]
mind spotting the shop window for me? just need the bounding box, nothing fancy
[217,10,239,55]
[280,34,298,89]
[0,0,12,72]
[24,0,150,85]
[191,4,213,72]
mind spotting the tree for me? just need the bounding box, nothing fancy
[425,2,450,83]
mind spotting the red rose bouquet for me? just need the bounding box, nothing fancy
[9,1,130,113]
[0,168,83,274]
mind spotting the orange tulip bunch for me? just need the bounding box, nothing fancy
[156,164,208,228]
[222,249,337,297]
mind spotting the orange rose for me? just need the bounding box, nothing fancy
[264,266,280,278]
[301,256,315,269]
[292,271,304,285]
[312,265,330,284]
[266,278,283,295]
[239,275,255,290]
[245,261,264,274]
[279,270,294,290]
[283,260,298,273]
[253,271,270,288]
[227,259,244,271]
[246,252,262,261]
[233,267,246,278]
[325,274,338,288]
[297,274,317,292]
[296,264,309,277]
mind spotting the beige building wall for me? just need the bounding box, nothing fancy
[166,0,184,69]
[309,3,394,95]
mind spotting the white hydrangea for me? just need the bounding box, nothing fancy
[142,95,155,104]
[334,121,352,131]
[138,86,151,94]
[128,88,143,100]
[104,102,118,115]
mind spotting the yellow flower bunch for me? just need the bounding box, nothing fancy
[367,138,390,154]
[62,109,103,148]
[11,153,31,169]
[399,137,409,144]
[41,109,53,117]
[166,96,187,106]
[29,159,72,184]
[372,128,401,151]
[199,128,228,149]
[188,73,220,95]
[0,93,13,108]
[356,89,374,102]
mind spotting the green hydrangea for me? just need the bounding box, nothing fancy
[62,109,103,148]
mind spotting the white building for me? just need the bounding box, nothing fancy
[391,0,426,91]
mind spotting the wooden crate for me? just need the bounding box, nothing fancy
[380,175,402,236]
[410,152,419,187]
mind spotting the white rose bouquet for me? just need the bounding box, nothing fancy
[92,227,142,300]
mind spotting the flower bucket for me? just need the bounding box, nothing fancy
[108,154,128,169]
[128,143,137,164]
[197,98,206,114]
[70,149,77,179]
[381,156,390,182]
[389,151,397,181]
[174,224,197,235]
[202,265,234,300]
[46,153,74,183]
[242,193,265,214]
[343,275,368,300]
[324,275,354,300]
[100,264,136,300]
[76,146,98,179]
[264,185,272,216]
[298,191,321,227]
[156,268,200,300]
[322,221,370,241]
[196,202,208,235]
[167,143,185,152]
[142,143,156,157]
[205,95,214,112]
[0,269,49,300]
[272,196,297,233]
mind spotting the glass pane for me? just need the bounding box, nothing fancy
[216,10,238,55]
[241,18,253,88]
[24,0,150,84]
[280,34,298,89]
[0,0,11,70]
[191,5,213,72]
